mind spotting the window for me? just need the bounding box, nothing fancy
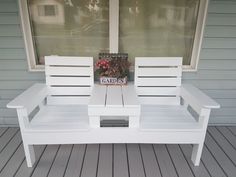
[19,0,209,71]
[38,5,58,16]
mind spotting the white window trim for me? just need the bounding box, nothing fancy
[19,0,209,72]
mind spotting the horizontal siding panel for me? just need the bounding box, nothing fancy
[200,49,236,59]
[0,100,10,108]
[198,60,236,69]
[208,1,236,13]
[0,71,44,80]
[209,116,236,125]
[0,117,18,126]
[0,81,43,89]
[0,14,19,24]
[0,108,16,117]
[203,90,236,99]
[183,70,236,80]
[205,26,236,38]
[0,25,21,36]
[212,108,236,116]
[183,80,236,89]
[0,2,18,12]
[0,49,26,59]
[207,14,236,26]
[215,99,236,107]
[202,38,236,49]
[0,37,24,48]
[0,60,28,70]
[0,90,24,99]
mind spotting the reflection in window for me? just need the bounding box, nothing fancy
[28,0,109,65]
[119,0,200,65]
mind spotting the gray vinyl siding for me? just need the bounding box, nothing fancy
[0,0,236,126]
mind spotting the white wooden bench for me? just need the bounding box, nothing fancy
[7,56,220,167]
[135,57,220,166]
[7,56,94,167]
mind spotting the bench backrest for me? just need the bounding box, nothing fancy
[135,57,182,105]
[45,56,94,105]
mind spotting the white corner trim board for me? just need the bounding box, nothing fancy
[7,56,220,167]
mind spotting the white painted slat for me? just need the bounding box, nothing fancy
[45,66,93,76]
[49,87,92,96]
[89,85,107,107]
[47,96,90,105]
[136,67,182,77]
[138,97,180,105]
[136,87,180,96]
[122,85,140,108]
[136,78,181,86]
[45,56,93,66]
[106,86,123,107]
[135,57,182,66]
[46,76,93,86]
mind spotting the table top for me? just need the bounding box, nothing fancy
[88,84,140,108]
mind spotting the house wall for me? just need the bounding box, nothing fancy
[0,0,236,126]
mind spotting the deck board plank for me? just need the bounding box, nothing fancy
[14,145,46,177]
[64,145,86,177]
[208,127,236,165]
[114,144,129,177]
[153,144,178,177]
[31,145,60,177]
[140,144,162,177]
[0,127,7,137]
[0,131,21,171]
[127,144,146,177]
[228,126,236,136]
[80,144,99,177]
[205,133,236,177]
[47,145,72,177]
[0,128,18,152]
[167,144,195,177]
[0,127,235,177]
[179,144,211,177]
[217,126,236,148]
[97,144,112,177]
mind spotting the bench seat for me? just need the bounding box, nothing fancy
[27,105,89,132]
[140,105,202,131]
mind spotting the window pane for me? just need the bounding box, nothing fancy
[28,0,109,65]
[119,0,200,65]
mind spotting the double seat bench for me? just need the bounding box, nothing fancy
[7,56,220,167]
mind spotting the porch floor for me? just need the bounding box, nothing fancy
[0,126,235,177]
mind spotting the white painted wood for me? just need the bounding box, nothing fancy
[45,56,93,66]
[136,87,180,96]
[106,86,123,108]
[135,78,181,87]
[49,87,92,96]
[122,85,140,108]
[89,85,107,107]
[136,67,182,77]
[135,57,183,66]
[45,66,93,76]
[23,144,35,167]
[138,97,180,105]
[47,96,90,105]
[46,77,93,86]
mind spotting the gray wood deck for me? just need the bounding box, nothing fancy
[0,127,235,177]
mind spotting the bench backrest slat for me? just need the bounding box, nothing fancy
[45,56,94,105]
[135,57,182,105]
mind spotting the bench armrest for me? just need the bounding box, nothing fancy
[180,84,220,110]
[7,83,48,113]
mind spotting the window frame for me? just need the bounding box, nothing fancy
[19,0,209,72]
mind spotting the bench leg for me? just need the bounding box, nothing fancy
[23,144,36,167]
[191,142,204,166]
[129,116,140,128]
